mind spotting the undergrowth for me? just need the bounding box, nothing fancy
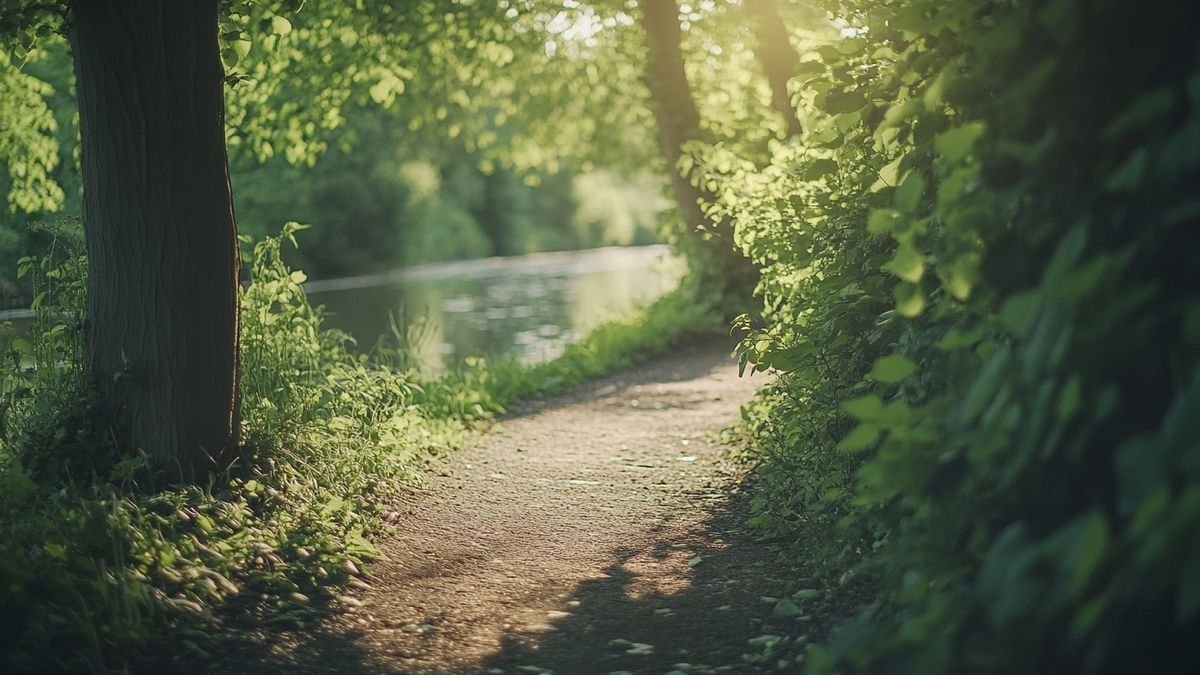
[715,1,1200,672]
[0,221,717,673]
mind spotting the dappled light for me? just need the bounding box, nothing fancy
[1,0,1198,673]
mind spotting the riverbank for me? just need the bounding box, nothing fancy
[0,233,720,673]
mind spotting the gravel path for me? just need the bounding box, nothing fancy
[222,340,793,674]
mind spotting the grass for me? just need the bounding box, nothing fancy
[0,223,721,673]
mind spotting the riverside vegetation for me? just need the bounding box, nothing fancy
[0,221,719,672]
[722,0,1200,673]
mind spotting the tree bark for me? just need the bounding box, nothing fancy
[68,0,240,483]
[746,0,802,136]
[639,0,757,309]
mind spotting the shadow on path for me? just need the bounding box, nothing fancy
[199,340,797,675]
[475,488,800,675]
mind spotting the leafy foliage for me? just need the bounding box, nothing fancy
[0,31,665,289]
[720,0,1200,672]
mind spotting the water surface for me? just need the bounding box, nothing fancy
[306,245,683,369]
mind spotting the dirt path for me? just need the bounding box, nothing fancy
[222,341,796,674]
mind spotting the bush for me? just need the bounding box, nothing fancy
[716,0,1200,672]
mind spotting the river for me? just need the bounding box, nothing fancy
[305,245,683,369]
[0,246,683,371]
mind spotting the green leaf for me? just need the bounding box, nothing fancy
[837,37,869,54]
[270,15,293,36]
[843,395,883,420]
[894,171,926,212]
[1070,591,1112,638]
[1068,512,1110,597]
[837,423,881,452]
[935,122,986,162]
[835,110,862,133]
[1000,291,1040,336]
[936,325,985,350]
[894,282,926,317]
[884,245,924,283]
[881,98,923,129]
[43,542,67,559]
[233,38,251,60]
[806,645,835,675]
[802,158,838,181]
[870,354,917,383]
[320,495,347,515]
[794,60,824,79]
[938,253,978,300]
[2,463,35,500]
[822,91,868,114]
[10,337,33,355]
[879,400,911,426]
[1056,375,1081,420]
[369,80,392,105]
[774,598,805,617]
[1105,148,1147,192]
[868,209,902,235]
[874,155,904,189]
[1104,88,1175,139]
[221,46,240,68]
[196,514,215,534]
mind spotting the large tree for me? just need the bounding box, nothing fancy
[745,0,802,136]
[638,0,757,308]
[68,0,240,482]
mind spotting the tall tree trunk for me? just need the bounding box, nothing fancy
[69,0,240,483]
[746,0,803,136]
[639,0,757,310]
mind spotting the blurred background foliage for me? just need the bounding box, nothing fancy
[0,43,665,303]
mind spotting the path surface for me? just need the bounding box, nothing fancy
[225,341,794,674]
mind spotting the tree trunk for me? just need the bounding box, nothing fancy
[639,0,757,309]
[746,0,803,136]
[68,0,240,483]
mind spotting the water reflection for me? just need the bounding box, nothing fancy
[306,245,683,369]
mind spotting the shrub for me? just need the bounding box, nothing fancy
[718,1,1200,672]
